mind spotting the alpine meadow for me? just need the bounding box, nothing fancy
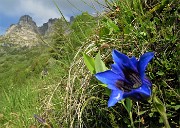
[0,0,179,127]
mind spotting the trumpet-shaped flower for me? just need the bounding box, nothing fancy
[95,50,154,107]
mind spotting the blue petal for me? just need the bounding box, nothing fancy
[133,84,151,98]
[138,52,154,80]
[143,76,152,87]
[111,63,125,78]
[130,56,138,71]
[108,90,124,107]
[112,50,137,72]
[95,70,123,90]
[123,84,151,101]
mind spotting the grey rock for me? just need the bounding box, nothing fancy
[2,15,71,47]
[3,15,59,47]
[38,18,58,36]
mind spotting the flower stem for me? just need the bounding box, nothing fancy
[129,111,135,128]
[162,115,170,128]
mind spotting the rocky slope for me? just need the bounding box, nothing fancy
[2,15,58,47]
[38,18,58,36]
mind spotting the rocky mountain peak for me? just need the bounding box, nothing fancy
[19,15,35,25]
[38,18,58,36]
[19,15,39,33]
[1,15,66,47]
[4,15,40,47]
[70,16,74,24]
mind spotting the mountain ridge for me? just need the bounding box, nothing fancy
[1,15,60,47]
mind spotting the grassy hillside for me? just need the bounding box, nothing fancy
[0,0,179,127]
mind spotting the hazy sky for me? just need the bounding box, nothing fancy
[0,0,105,35]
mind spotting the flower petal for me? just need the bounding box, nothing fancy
[133,84,151,98]
[111,63,125,78]
[143,76,152,87]
[108,90,124,107]
[130,56,138,70]
[95,70,123,90]
[138,52,154,80]
[112,50,137,72]
[123,83,151,101]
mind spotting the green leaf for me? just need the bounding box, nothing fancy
[159,116,163,123]
[149,112,154,117]
[175,105,180,110]
[153,95,166,116]
[99,27,110,37]
[156,71,164,76]
[95,51,107,73]
[125,98,132,113]
[83,53,95,74]
[105,88,111,96]
[99,84,107,87]
[138,110,147,116]
[106,19,119,34]
[153,86,170,128]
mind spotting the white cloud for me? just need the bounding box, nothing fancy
[18,0,60,26]
[0,0,105,27]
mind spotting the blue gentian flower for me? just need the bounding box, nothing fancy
[95,50,154,107]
